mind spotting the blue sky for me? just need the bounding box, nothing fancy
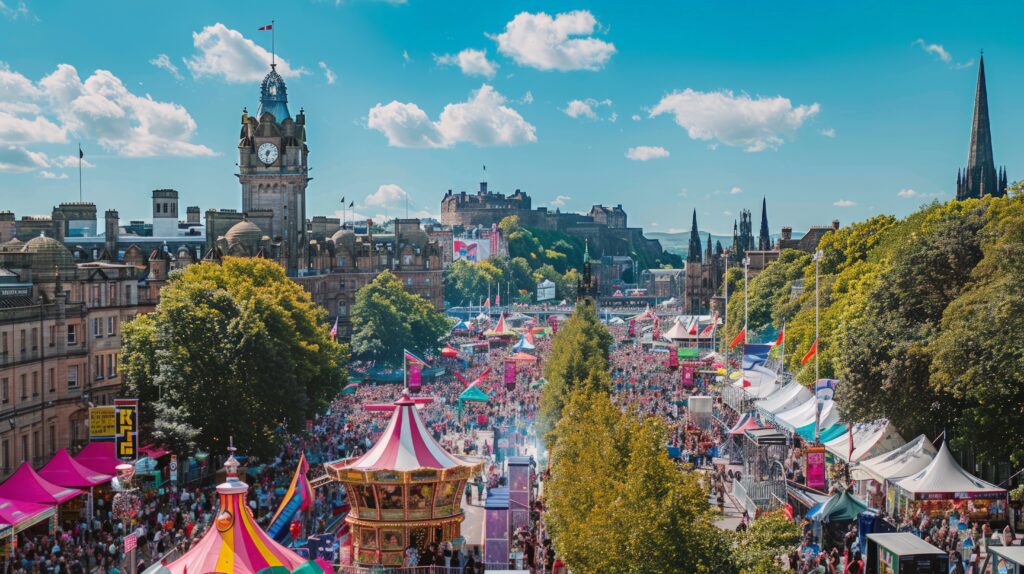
[1,0,1021,235]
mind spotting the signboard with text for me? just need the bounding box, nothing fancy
[114,398,139,461]
[89,406,116,441]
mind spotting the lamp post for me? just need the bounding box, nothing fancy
[742,257,750,345]
[38,294,46,463]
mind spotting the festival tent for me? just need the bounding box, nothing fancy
[755,380,813,417]
[608,316,626,325]
[810,490,869,523]
[660,297,678,306]
[450,321,471,332]
[796,422,847,443]
[894,441,1005,500]
[510,352,538,363]
[74,441,122,475]
[475,312,490,323]
[851,435,937,484]
[774,397,838,433]
[441,345,460,358]
[485,314,517,337]
[511,336,535,351]
[0,498,54,533]
[0,462,83,504]
[734,365,780,399]
[727,414,763,437]
[162,456,315,574]
[824,420,905,463]
[458,384,490,414]
[662,318,689,340]
[38,448,112,488]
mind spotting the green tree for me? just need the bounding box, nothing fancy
[350,270,450,365]
[732,511,802,574]
[120,257,348,456]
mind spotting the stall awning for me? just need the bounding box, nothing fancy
[0,498,54,532]
[458,384,489,403]
[814,490,868,523]
[139,444,171,459]
[74,441,122,476]
[851,435,936,483]
[796,421,847,443]
[755,381,812,416]
[823,419,905,463]
[38,448,112,488]
[0,462,83,504]
[775,397,838,433]
[895,441,1005,500]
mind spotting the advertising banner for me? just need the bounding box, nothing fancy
[504,360,516,389]
[114,398,139,462]
[409,363,422,392]
[806,446,827,491]
[681,365,694,389]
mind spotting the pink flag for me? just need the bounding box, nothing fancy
[329,317,338,338]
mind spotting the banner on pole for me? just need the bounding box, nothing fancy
[504,360,516,389]
[681,365,694,389]
[114,399,138,462]
[409,363,422,392]
[806,446,827,491]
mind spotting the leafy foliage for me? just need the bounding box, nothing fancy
[121,257,348,457]
[732,511,802,574]
[350,270,450,366]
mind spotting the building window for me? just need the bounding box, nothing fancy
[2,440,8,473]
[67,366,78,389]
[67,324,77,345]
[337,256,345,268]
[32,431,39,463]
[124,285,132,304]
[93,318,102,338]
[107,316,116,336]
[19,374,26,400]
[48,368,55,393]
[107,354,115,379]
[30,327,37,351]
[0,332,6,359]
[402,254,413,265]
[48,325,56,347]
[1,377,7,404]
[48,426,54,456]
[95,355,104,380]
[20,436,27,464]
[31,372,38,397]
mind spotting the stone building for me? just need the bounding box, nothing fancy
[0,234,146,477]
[683,210,725,315]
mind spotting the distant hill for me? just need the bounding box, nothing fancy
[648,230,804,259]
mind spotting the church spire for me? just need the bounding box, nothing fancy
[957,53,1005,200]
[758,196,771,250]
[687,209,702,263]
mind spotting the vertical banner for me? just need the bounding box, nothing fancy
[169,454,178,484]
[409,363,422,392]
[504,360,516,390]
[806,446,827,491]
[628,319,636,337]
[548,315,558,334]
[653,319,661,340]
[681,365,694,389]
[114,398,138,462]
[669,346,679,368]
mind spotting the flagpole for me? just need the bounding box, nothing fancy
[814,249,822,444]
[403,348,407,390]
[271,20,276,67]
[78,143,82,201]
[742,256,749,344]
[722,252,728,354]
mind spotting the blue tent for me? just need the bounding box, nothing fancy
[796,421,848,442]
[512,336,535,351]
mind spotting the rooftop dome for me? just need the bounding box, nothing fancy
[330,227,355,246]
[225,219,263,245]
[21,233,75,272]
[0,237,24,252]
[257,65,290,122]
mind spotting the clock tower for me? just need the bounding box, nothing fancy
[237,64,310,274]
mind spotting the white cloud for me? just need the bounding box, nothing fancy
[631,114,641,122]
[650,89,820,152]
[149,54,183,80]
[723,210,734,216]
[185,23,305,83]
[489,10,616,72]
[0,1,29,19]
[55,154,94,168]
[668,227,685,234]
[319,61,337,85]
[520,91,534,104]
[562,98,612,120]
[913,38,951,63]
[402,50,412,64]
[625,145,669,161]
[730,186,743,195]
[0,62,213,163]
[434,49,498,78]
[38,170,67,180]
[0,145,48,172]
[833,199,857,207]
[897,188,919,198]
[367,84,537,148]
[548,195,571,207]
[820,127,836,138]
[365,183,408,207]
[608,112,617,122]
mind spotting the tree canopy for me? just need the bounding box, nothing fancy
[349,270,450,366]
[120,257,348,457]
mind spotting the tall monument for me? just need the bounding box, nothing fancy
[237,64,310,274]
[956,55,1008,201]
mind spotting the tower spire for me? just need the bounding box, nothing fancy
[687,209,702,263]
[758,196,771,250]
[958,53,1002,200]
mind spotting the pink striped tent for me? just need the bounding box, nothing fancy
[338,391,482,473]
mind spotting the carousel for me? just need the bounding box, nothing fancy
[325,391,485,567]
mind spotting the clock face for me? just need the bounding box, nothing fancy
[257,142,279,165]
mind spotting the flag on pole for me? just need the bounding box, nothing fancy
[729,328,746,349]
[258,23,274,30]
[349,201,354,208]
[79,145,84,159]
[341,382,358,395]
[124,533,137,553]
[404,350,430,367]
[329,317,338,338]
[773,327,785,346]
[801,338,818,365]
[495,292,501,305]
[483,297,491,308]
[741,378,751,388]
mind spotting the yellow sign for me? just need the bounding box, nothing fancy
[114,399,138,461]
[89,407,115,439]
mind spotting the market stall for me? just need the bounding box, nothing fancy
[809,489,869,550]
[755,381,812,423]
[891,441,1007,522]
[73,441,122,475]
[774,397,839,435]
[823,419,905,464]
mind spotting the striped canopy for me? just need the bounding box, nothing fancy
[341,391,480,472]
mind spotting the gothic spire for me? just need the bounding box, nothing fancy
[758,196,771,250]
[958,54,1003,200]
[687,209,702,263]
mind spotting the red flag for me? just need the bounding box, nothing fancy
[741,378,751,388]
[258,24,273,30]
[329,317,338,339]
[801,339,818,365]
[484,297,491,308]
[729,328,746,349]
[773,328,785,346]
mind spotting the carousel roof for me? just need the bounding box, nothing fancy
[163,452,311,574]
[340,391,482,472]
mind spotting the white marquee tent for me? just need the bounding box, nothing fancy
[851,434,937,484]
